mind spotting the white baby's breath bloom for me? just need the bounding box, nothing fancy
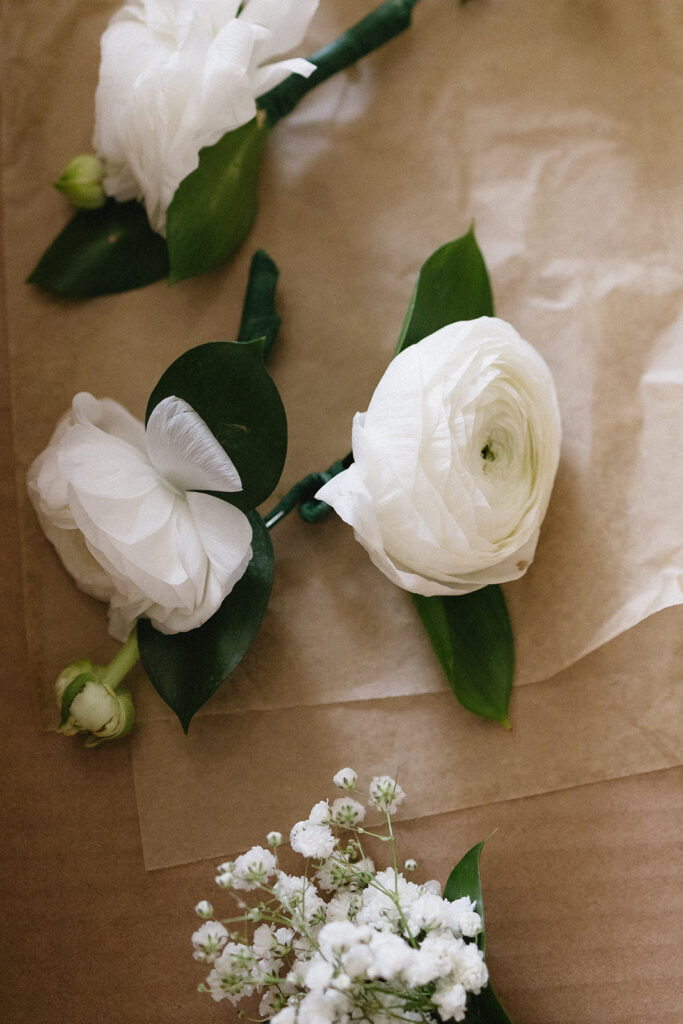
[252,924,294,961]
[357,868,421,932]
[94,0,320,234]
[307,800,331,825]
[431,980,469,1022]
[290,819,336,860]
[368,775,406,813]
[207,941,256,1003]
[273,873,325,928]
[28,393,252,641]
[421,879,443,897]
[324,890,359,923]
[267,830,283,848]
[458,909,483,939]
[332,767,358,790]
[316,853,375,893]
[316,317,561,596]
[303,955,335,992]
[232,845,277,890]
[191,920,228,962]
[330,797,366,828]
[366,931,415,981]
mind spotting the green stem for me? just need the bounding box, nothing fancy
[262,453,352,529]
[100,628,140,691]
[258,0,422,128]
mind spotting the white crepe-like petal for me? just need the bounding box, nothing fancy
[146,395,242,492]
[317,318,562,596]
[93,0,319,234]
[27,392,253,641]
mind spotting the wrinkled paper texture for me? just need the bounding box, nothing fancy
[3,0,682,867]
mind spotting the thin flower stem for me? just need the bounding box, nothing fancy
[262,453,352,530]
[100,628,140,691]
[258,0,422,128]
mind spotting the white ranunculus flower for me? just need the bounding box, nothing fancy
[93,0,319,234]
[27,391,253,640]
[316,317,561,597]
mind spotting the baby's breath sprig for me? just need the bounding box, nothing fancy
[192,771,496,1022]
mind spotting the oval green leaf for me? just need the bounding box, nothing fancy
[443,837,513,1024]
[395,225,494,355]
[137,513,273,731]
[146,340,287,512]
[27,199,169,298]
[412,585,513,726]
[166,116,269,285]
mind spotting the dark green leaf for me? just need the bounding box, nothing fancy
[58,672,91,726]
[238,250,282,359]
[395,225,494,355]
[444,837,513,1024]
[146,340,287,512]
[443,837,490,945]
[463,986,513,1024]
[137,513,273,731]
[166,116,269,284]
[412,586,513,726]
[27,199,169,298]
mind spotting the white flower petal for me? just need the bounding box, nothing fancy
[186,491,253,592]
[145,395,242,493]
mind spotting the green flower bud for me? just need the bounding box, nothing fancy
[55,659,134,747]
[54,155,106,210]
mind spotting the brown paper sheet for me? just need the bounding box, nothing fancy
[3,0,682,869]
[131,604,682,869]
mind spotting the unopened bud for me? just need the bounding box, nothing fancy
[55,659,134,747]
[54,155,106,209]
[194,900,214,919]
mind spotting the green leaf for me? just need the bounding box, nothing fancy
[146,340,287,512]
[412,586,513,726]
[444,837,513,1024]
[27,199,169,298]
[463,986,513,1024]
[238,250,282,359]
[137,513,273,731]
[443,837,490,944]
[395,225,494,355]
[166,116,269,285]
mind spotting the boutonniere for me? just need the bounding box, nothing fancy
[28,0,427,298]
[315,229,562,726]
[191,769,512,1023]
[29,251,288,740]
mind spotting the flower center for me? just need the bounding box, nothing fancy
[478,428,514,479]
